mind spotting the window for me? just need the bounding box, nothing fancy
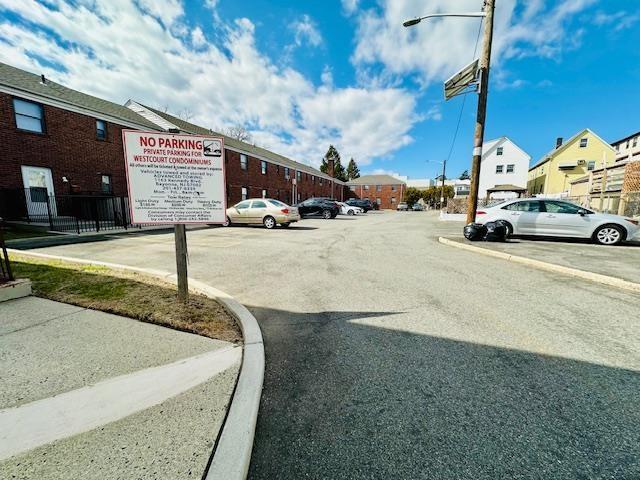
[14,98,45,133]
[312,175,315,184]
[391,197,396,204]
[544,201,583,214]
[587,160,596,171]
[496,146,504,156]
[506,164,514,173]
[241,187,248,200]
[391,185,397,191]
[101,174,112,194]
[240,154,248,170]
[284,167,290,178]
[502,201,541,212]
[236,200,251,209]
[276,165,280,174]
[96,120,107,140]
[579,138,588,148]
[496,165,504,174]
[634,137,638,148]
[270,199,287,207]
[252,200,267,208]
[262,189,267,198]
[376,198,381,205]
[615,144,620,151]
[297,171,301,181]
[364,185,369,190]
[261,160,267,175]
[376,185,382,192]
[349,186,356,191]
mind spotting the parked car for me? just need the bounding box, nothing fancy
[225,198,300,229]
[337,202,363,216]
[346,199,373,212]
[411,203,424,211]
[397,202,409,211]
[476,198,640,245]
[296,198,340,219]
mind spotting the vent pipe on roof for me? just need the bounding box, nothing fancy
[40,74,46,85]
[555,137,563,149]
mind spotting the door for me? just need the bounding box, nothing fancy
[540,201,595,237]
[249,200,268,224]
[500,200,543,234]
[21,166,56,219]
[231,200,251,223]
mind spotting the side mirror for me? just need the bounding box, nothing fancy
[577,208,587,216]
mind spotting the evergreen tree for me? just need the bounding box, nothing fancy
[459,170,470,180]
[346,158,361,180]
[320,145,340,174]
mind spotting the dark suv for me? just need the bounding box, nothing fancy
[296,198,339,219]
[346,198,373,212]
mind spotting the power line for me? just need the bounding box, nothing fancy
[444,18,484,170]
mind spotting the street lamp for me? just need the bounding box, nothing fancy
[404,1,496,224]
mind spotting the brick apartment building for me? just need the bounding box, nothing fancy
[346,174,406,209]
[0,61,346,226]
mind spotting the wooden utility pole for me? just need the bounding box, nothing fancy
[466,0,495,224]
[174,224,188,303]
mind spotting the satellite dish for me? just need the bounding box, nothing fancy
[444,59,479,100]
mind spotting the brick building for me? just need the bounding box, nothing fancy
[0,62,346,224]
[346,174,406,209]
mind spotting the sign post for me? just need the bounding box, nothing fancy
[123,131,226,303]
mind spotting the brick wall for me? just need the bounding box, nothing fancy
[346,184,404,209]
[1,92,345,206]
[1,92,130,195]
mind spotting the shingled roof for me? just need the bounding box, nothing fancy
[346,174,406,185]
[0,62,158,130]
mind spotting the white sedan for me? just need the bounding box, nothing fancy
[337,202,363,216]
[476,198,639,245]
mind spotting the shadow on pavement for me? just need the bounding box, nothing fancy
[246,305,640,480]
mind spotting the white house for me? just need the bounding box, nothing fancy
[479,137,531,199]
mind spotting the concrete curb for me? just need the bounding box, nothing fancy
[7,249,264,480]
[438,237,640,294]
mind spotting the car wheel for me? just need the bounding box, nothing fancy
[501,221,514,238]
[322,209,332,219]
[223,216,231,227]
[347,210,354,216]
[593,224,624,245]
[263,216,276,229]
[281,222,291,228]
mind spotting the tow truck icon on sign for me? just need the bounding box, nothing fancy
[203,139,222,157]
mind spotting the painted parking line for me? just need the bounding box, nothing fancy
[0,345,241,460]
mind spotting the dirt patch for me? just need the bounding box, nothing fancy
[9,254,242,343]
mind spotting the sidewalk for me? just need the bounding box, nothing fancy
[0,296,240,480]
[442,236,640,285]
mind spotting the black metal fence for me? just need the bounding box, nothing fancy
[0,188,134,234]
[0,218,14,282]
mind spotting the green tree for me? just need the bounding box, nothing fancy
[459,170,470,180]
[403,187,423,206]
[320,145,348,181]
[421,185,454,207]
[346,158,360,180]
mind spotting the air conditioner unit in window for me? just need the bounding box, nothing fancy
[577,159,585,165]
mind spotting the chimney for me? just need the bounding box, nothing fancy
[327,158,335,178]
[555,137,563,149]
[40,74,46,85]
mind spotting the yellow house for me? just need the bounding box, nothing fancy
[528,129,616,195]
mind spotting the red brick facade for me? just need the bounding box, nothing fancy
[347,183,405,209]
[1,92,347,206]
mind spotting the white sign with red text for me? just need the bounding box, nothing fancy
[123,131,226,224]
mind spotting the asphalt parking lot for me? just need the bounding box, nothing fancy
[28,211,640,479]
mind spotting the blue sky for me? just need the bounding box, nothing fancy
[1,0,638,179]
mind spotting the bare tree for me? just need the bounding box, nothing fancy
[222,124,252,143]
[177,108,194,122]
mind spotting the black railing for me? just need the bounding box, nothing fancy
[0,218,14,282]
[0,188,134,234]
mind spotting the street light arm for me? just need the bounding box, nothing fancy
[403,12,486,27]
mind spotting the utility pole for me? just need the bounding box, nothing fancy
[440,159,447,208]
[466,0,495,224]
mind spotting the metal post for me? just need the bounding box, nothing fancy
[174,224,188,303]
[466,0,495,225]
[440,159,447,208]
[45,194,54,231]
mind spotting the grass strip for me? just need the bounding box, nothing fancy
[9,254,241,343]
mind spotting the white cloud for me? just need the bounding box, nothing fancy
[342,0,360,15]
[289,14,323,47]
[351,0,597,87]
[593,10,639,31]
[0,0,419,167]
